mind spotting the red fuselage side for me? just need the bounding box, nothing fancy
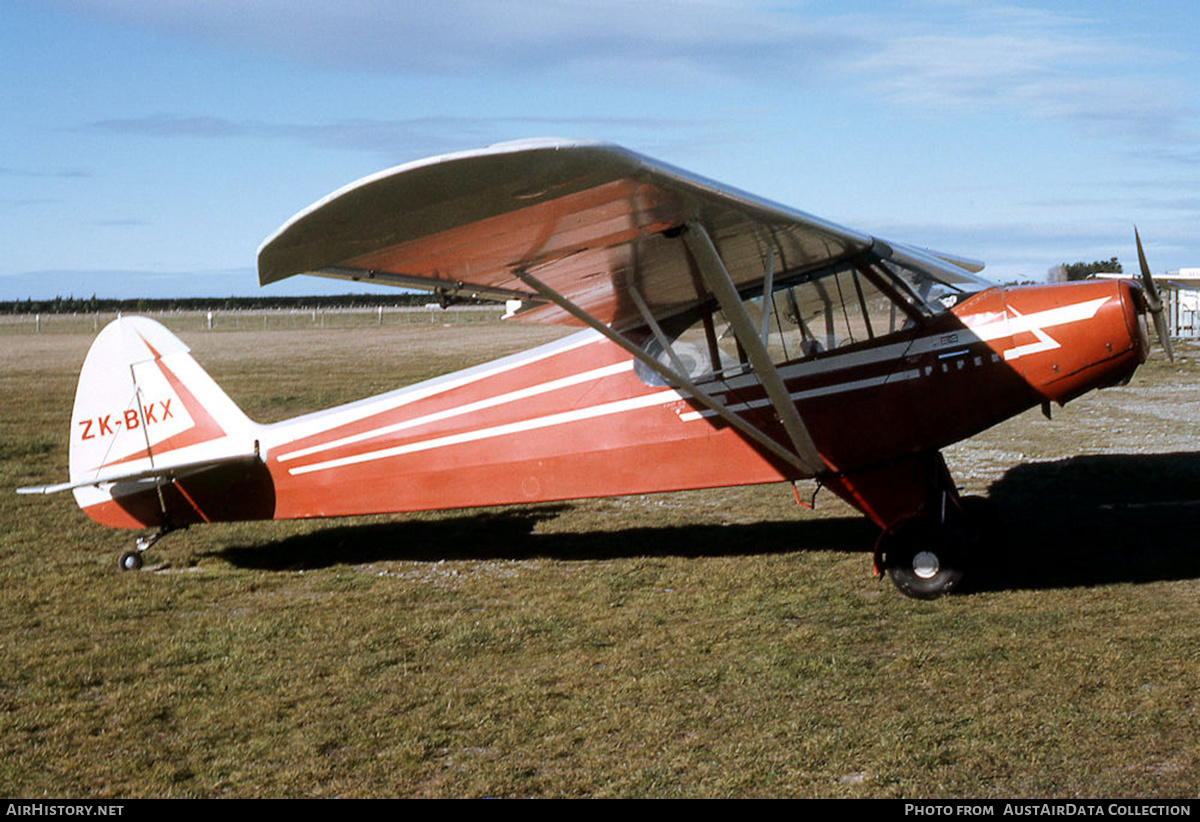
[87,279,1146,532]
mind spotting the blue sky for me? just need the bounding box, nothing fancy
[3,0,1198,299]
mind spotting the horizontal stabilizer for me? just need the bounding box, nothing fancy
[18,451,261,496]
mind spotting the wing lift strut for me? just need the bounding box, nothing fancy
[515,221,825,479]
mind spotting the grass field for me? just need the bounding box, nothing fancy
[3,312,1200,798]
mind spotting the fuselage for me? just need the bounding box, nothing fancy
[82,278,1147,532]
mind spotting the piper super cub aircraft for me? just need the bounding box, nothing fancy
[19,139,1170,597]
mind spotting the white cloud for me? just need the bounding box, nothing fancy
[83,112,727,158]
[846,4,1194,144]
[53,0,852,81]
[54,0,1196,149]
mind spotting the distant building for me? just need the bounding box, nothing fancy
[1095,269,1200,338]
[1164,270,1200,338]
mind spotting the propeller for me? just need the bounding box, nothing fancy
[1135,227,1174,361]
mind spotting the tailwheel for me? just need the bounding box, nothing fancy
[118,550,144,572]
[879,516,970,599]
[117,522,183,572]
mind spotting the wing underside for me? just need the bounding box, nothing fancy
[258,139,965,330]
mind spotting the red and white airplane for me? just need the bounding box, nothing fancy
[19,139,1168,597]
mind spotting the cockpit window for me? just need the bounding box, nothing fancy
[635,252,966,386]
[746,263,916,361]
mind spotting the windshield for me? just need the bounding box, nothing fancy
[877,257,967,312]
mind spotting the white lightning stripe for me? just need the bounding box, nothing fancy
[287,388,682,476]
[266,331,604,447]
[278,360,633,463]
[678,370,922,422]
[968,297,1109,344]
[1001,306,1059,361]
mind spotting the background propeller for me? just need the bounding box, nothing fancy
[1135,227,1174,361]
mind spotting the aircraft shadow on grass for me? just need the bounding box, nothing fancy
[212,452,1200,594]
[211,503,877,571]
[970,451,1200,593]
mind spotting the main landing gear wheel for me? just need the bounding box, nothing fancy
[880,518,967,600]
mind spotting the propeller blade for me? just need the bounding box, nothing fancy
[1135,227,1162,310]
[1153,309,1175,362]
[1134,227,1173,361]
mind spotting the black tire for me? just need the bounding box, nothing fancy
[118,551,144,572]
[883,518,966,599]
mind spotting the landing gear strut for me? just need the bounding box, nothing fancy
[115,475,191,572]
[829,451,978,598]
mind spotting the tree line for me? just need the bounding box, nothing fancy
[1062,257,1122,281]
[0,293,488,315]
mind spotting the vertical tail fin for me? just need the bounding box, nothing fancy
[64,316,262,526]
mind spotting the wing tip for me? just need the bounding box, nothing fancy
[255,138,637,289]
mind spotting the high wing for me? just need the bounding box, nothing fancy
[257,138,987,331]
[258,139,992,476]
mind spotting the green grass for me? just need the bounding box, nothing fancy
[3,316,1200,797]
